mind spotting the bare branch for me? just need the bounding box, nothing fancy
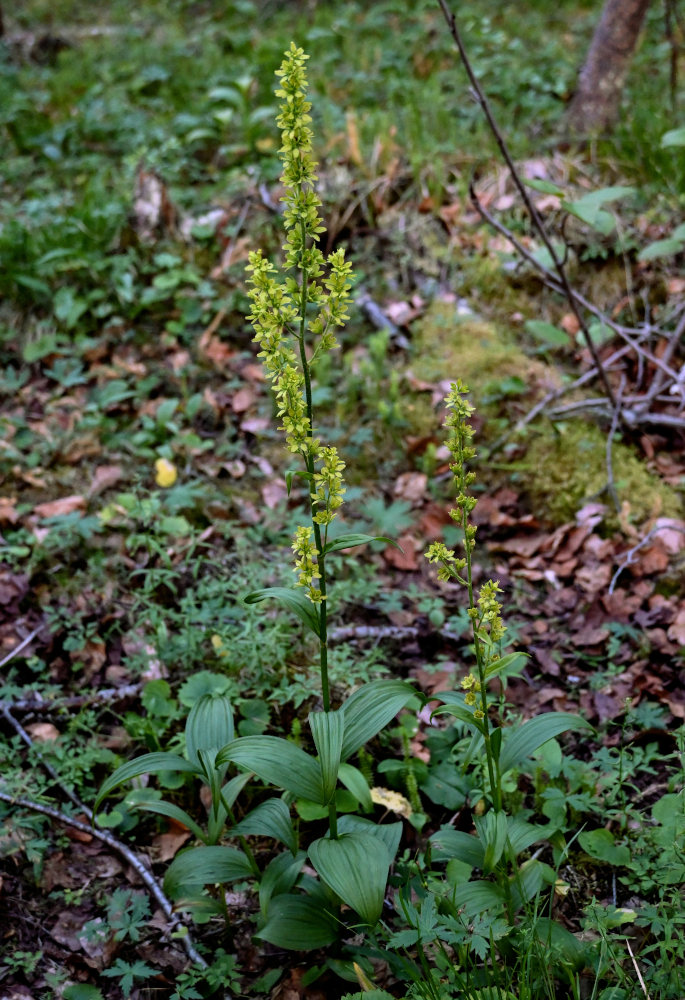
[0,789,208,970]
[436,0,618,410]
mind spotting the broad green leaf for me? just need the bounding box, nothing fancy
[309,832,389,926]
[588,321,614,346]
[570,185,635,208]
[216,736,324,803]
[234,798,297,855]
[285,468,313,495]
[507,815,547,857]
[132,799,207,843]
[185,693,234,769]
[63,987,105,1000]
[484,651,528,681]
[453,880,505,916]
[431,702,485,733]
[561,187,633,236]
[164,845,253,898]
[258,849,306,917]
[338,762,373,812]
[535,917,588,970]
[499,712,593,775]
[339,992,395,1000]
[661,126,685,147]
[637,237,685,262]
[295,789,359,821]
[322,533,399,555]
[309,709,344,803]
[430,827,485,867]
[672,223,685,240]
[578,828,631,866]
[510,857,551,910]
[524,178,565,196]
[221,770,253,811]
[337,814,402,864]
[257,894,338,949]
[178,671,231,707]
[525,320,568,347]
[95,753,198,812]
[340,680,416,760]
[475,810,508,873]
[243,587,320,637]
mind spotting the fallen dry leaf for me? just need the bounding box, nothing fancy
[261,479,287,510]
[231,386,256,413]
[653,518,685,554]
[240,416,270,435]
[667,607,685,645]
[70,639,107,680]
[384,533,420,570]
[393,470,428,504]
[25,722,60,742]
[0,497,19,525]
[33,495,85,519]
[88,464,124,498]
[150,826,192,862]
[0,571,29,607]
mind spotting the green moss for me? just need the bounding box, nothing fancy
[526,421,683,528]
[410,300,558,415]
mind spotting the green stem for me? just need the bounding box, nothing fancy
[297,218,337,838]
[460,512,500,814]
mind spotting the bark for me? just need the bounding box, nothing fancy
[565,0,652,134]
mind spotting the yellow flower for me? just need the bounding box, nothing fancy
[154,458,177,488]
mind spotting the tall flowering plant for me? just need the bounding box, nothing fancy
[97,45,416,955]
[245,44,354,712]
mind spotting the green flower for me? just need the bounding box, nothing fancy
[292,525,322,603]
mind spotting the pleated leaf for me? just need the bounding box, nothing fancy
[216,736,324,804]
[258,850,307,918]
[95,752,198,812]
[256,894,339,950]
[132,798,207,844]
[429,827,485,868]
[499,712,593,775]
[234,798,297,855]
[309,709,344,803]
[337,814,402,865]
[164,845,253,899]
[475,810,508,874]
[309,832,389,926]
[341,680,416,760]
[452,880,505,917]
[322,533,399,555]
[185,693,234,769]
[243,587,320,637]
[221,770,253,810]
[338,762,373,812]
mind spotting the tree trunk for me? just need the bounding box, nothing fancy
[565,0,652,134]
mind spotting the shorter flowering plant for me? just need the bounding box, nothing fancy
[424,380,593,928]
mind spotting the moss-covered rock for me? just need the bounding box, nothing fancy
[409,299,559,415]
[409,301,683,531]
[525,421,683,527]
